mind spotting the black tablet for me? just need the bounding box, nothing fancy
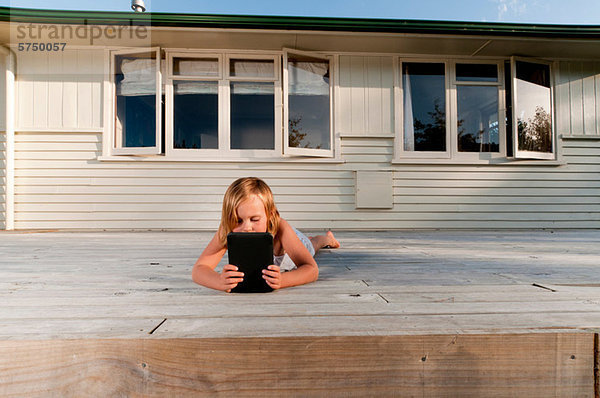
[227,232,274,293]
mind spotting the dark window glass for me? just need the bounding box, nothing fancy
[505,61,513,157]
[230,82,275,150]
[115,53,157,148]
[457,86,499,152]
[173,81,218,149]
[403,62,446,152]
[456,64,498,82]
[516,61,551,88]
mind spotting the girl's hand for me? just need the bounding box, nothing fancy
[220,264,244,293]
[262,265,282,290]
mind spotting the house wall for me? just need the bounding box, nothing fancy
[556,61,600,137]
[10,50,600,230]
[15,49,103,131]
[0,53,6,229]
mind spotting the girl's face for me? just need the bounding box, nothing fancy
[232,194,268,233]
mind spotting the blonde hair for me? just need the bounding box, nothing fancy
[218,177,280,246]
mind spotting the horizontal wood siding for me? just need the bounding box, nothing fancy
[338,56,394,136]
[557,61,600,136]
[341,136,600,229]
[16,49,103,131]
[0,132,5,229]
[13,132,357,229]
[12,132,600,230]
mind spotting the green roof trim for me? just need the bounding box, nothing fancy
[1,6,600,39]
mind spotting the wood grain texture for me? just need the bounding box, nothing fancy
[0,334,595,397]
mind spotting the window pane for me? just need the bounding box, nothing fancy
[115,53,156,147]
[287,56,330,150]
[173,81,218,149]
[457,86,499,152]
[403,62,446,152]
[173,58,219,77]
[456,64,498,82]
[515,61,552,153]
[230,82,275,150]
[230,59,274,78]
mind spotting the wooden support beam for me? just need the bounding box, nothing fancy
[0,333,595,397]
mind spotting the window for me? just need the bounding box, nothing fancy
[455,63,501,157]
[401,62,448,156]
[111,48,161,155]
[164,53,280,158]
[397,58,554,162]
[284,49,333,157]
[108,49,335,159]
[511,58,554,160]
[229,59,276,150]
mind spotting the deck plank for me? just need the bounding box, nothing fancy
[1,230,599,395]
[0,230,599,339]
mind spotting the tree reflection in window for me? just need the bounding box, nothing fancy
[517,106,551,152]
[403,62,446,152]
[514,61,552,155]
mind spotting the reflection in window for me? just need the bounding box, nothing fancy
[403,63,446,151]
[515,61,552,153]
[173,81,218,149]
[230,82,275,150]
[115,53,156,147]
[457,86,499,152]
[287,55,330,150]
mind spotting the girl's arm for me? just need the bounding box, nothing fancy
[264,219,319,289]
[191,230,244,292]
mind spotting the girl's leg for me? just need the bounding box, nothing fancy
[309,231,340,253]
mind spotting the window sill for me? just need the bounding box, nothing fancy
[391,158,566,166]
[97,155,346,164]
[561,134,600,140]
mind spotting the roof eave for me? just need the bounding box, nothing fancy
[1,6,600,39]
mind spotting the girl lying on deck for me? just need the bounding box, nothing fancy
[191,177,340,292]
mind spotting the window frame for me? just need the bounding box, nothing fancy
[165,51,282,159]
[394,56,556,164]
[510,56,556,160]
[110,47,162,156]
[450,60,506,161]
[395,59,451,160]
[283,48,334,158]
[165,51,223,157]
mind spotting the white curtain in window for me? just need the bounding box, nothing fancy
[403,70,415,151]
[230,60,274,78]
[288,61,329,95]
[117,58,156,96]
[177,59,219,76]
[174,81,218,95]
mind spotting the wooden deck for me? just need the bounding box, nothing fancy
[1,229,599,396]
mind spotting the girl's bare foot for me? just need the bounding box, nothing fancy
[325,231,340,248]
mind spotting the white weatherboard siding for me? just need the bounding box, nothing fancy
[0,132,5,229]
[9,56,600,230]
[338,56,394,136]
[0,53,6,229]
[12,133,600,230]
[16,49,103,131]
[556,61,600,137]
